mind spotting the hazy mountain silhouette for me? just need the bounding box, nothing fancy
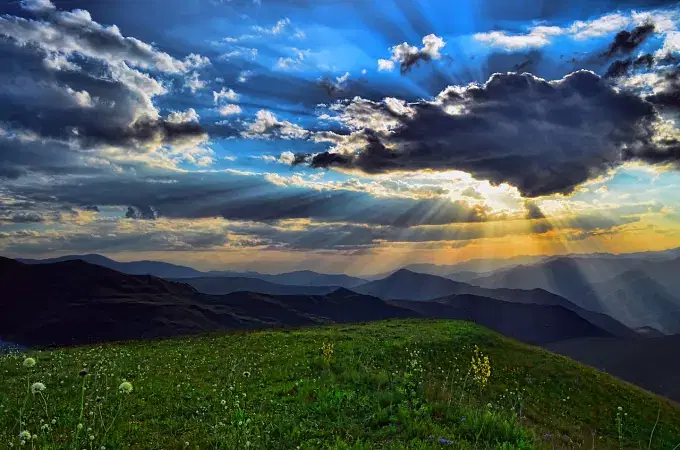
[172,276,342,296]
[469,257,680,333]
[244,271,367,288]
[19,255,367,288]
[18,254,208,278]
[353,269,632,337]
[391,294,612,344]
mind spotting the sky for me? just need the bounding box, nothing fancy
[0,0,679,275]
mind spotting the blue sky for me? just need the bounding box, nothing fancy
[0,0,679,273]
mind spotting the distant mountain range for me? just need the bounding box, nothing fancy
[18,254,367,288]
[15,251,680,334]
[469,256,680,333]
[1,256,623,347]
[172,276,342,296]
[0,257,409,346]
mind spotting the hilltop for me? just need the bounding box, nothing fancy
[1,320,679,449]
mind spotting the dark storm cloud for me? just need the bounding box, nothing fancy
[646,67,680,113]
[125,205,158,220]
[524,201,545,220]
[604,54,655,79]
[307,71,676,197]
[604,24,656,58]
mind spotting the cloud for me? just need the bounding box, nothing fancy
[238,70,254,83]
[604,54,654,78]
[125,205,158,220]
[242,110,309,139]
[275,48,309,70]
[305,70,678,197]
[20,0,55,12]
[377,59,395,72]
[0,9,209,74]
[474,26,563,51]
[319,72,350,96]
[604,24,656,57]
[253,17,290,35]
[474,10,676,51]
[378,34,446,73]
[524,201,546,220]
[213,87,239,104]
[4,170,491,228]
[0,4,212,177]
[184,71,206,93]
[167,108,200,124]
[218,104,242,116]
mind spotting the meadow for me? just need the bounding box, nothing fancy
[1,319,678,449]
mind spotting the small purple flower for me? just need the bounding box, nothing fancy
[544,433,552,440]
[438,437,453,444]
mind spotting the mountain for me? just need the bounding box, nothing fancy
[354,269,473,300]
[18,253,207,278]
[246,270,367,288]
[17,254,368,288]
[545,335,680,403]
[353,269,633,337]
[391,294,611,344]
[0,257,413,346]
[582,269,680,334]
[470,257,680,334]
[172,276,342,296]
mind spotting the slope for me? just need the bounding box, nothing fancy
[1,320,678,449]
[545,335,680,403]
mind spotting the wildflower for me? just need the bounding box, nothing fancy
[18,431,31,441]
[243,371,251,378]
[23,358,36,368]
[30,382,46,394]
[118,381,133,394]
[617,406,623,411]
[79,369,88,377]
[221,399,226,406]
[77,424,83,430]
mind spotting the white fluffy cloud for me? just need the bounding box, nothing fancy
[378,34,446,73]
[243,110,309,139]
[213,87,239,104]
[474,9,679,50]
[20,0,55,12]
[218,104,242,116]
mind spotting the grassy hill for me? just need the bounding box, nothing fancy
[1,320,678,449]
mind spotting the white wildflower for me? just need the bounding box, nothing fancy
[30,382,46,394]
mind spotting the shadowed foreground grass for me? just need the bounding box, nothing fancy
[1,319,679,449]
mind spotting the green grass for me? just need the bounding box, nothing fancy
[1,319,679,449]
